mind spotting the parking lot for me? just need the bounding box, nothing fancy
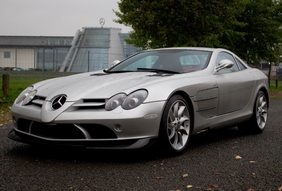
[0,100,281,191]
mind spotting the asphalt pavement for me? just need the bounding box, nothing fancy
[0,100,281,191]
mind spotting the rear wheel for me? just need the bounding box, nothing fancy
[159,95,191,154]
[238,91,268,133]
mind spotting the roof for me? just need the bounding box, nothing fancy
[0,36,73,47]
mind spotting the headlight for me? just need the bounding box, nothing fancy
[105,93,127,111]
[105,90,148,111]
[15,86,37,105]
[22,89,37,105]
[122,90,148,110]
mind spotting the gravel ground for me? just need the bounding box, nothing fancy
[0,100,281,191]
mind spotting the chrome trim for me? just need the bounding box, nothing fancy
[74,124,91,139]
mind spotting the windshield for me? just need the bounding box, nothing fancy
[106,49,212,74]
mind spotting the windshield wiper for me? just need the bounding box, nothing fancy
[103,69,134,74]
[104,68,180,74]
[137,68,180,74]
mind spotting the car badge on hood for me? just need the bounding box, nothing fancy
[51,95,67,110]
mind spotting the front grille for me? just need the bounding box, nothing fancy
[17,119,117,140]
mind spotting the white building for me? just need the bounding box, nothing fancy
[0,27,139,72]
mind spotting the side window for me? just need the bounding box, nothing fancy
[216,52,239,73]
[235,58,247,70]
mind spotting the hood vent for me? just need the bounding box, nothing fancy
[90,73,110,76]
[72,99,105,108]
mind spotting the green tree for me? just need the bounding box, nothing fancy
[234,0,282,65]
[114,0,246,49]
[234,0,282,83]
[114,0,282,68]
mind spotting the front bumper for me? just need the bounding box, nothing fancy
[8,129,154,149]
[9,101,165,149]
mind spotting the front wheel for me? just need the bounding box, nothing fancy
[238,90,268,134]
[159,95,192,154]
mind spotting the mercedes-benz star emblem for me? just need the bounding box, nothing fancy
[99,18,105,28]
[51,95,67,110]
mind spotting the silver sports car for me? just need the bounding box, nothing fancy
[8,47,269,154]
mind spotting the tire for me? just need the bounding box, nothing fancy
[238,90,268,134]
[159,95,192,154]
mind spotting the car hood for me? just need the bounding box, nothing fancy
[34,71,173,101]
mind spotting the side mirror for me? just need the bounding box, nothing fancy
[110,60,120,67]
[104,60,121,72]
[214,59,234,73]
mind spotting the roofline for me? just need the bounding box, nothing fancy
[0,35,73,38]
[145,47,229,51]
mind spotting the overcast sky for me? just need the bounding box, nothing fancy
[0,0,132,36]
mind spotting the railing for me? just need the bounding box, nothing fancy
[0,70,75,78]
[270,75,282,89]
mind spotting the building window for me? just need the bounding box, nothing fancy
[4,51,10,58]
[48,39,58,45]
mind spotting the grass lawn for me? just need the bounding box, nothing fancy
[1,76,44,101]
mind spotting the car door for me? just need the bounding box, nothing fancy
[215,52,255,115]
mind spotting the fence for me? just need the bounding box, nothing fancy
[270,75,282,89]
[1,70,74,80]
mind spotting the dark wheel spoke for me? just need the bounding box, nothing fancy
[178,132,184,146]
[168,127,176,140]
[178,106,185,118]
[169,110,175,122]
[179,126,188,135]
[172,132,178,146]
[173,102,179,118]
[180,115,189,124]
